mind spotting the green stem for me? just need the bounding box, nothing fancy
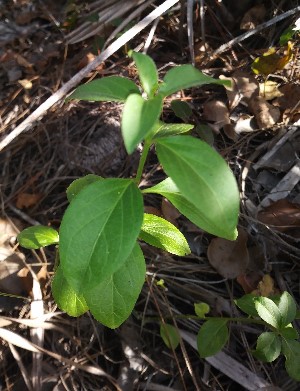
[135,140,151,185]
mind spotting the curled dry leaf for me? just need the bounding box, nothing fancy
[220,71,259,110]
[161,198,181,226]
[207,228,249,279]
[252,274,279,297]
[259,81,283,101]
[240,4,266,30]
[274,83,300,110]
[248,96,280,128]
[203,100,231,133]
[237,271,263,294]
[16,192,43,209]
[258,199,300,232]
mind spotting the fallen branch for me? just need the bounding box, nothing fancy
[0,0,179,152]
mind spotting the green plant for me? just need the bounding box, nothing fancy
[17,51,239,329]
[162,291,300,382]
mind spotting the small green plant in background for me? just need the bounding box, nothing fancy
[161,291,300,382]
[18,51,239,329]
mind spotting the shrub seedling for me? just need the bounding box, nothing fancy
[18,51,239,329]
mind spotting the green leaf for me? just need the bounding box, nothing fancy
[84,243,146,329]
[195,124,214,146]
[59,179,144,293]
[278,291,297,328]
[151,121,194,139]
[279,26,295,46]
[282,339,300,381]
[197,319,229,357]
[171,100,192,121]
[139,213,190,256]
[130,51,159,97]
[159,65,230,97]
[160,323,180,349]
[144,177,235,240]
[155,136,239,240]
[66,174,103,202]
[194,302,210,318]
[121,93,163,154]
[255,297,282,329]
[67,76,140,102]
[235,294,258,317]
[280,326,299,340]
[52,265,88,317]
[253,332,281,362]
[18,226,59,249]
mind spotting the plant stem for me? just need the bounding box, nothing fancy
[135,140,151,185]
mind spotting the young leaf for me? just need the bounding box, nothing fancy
[122,93,163,154]
[280,326,299,340]
[67,76,140,102]
[253,332,281,362]
[155,136,239,240]
[18,226,59,249]
[235,294,258,317]
[277,291,297,328]
[130,51,159,97]
[59,179,144,293]
[52,265,88,317]
[282,339,300,381]
[159,65,230,97]
[194,302,210,318]
[197,319,229,357]
[254,297,282,329]
[171,100,193,121]
[139,213,190,256]
[66,174,103,202]
[151,121,194,139]
[84,243,146,329]
[160,323,180,350]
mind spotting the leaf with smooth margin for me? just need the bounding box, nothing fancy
[151,121,194,139]
[66,174,103,202]
[278,291,297,328]
[67,76,140,102]
[160,323,180,349]
[253,332,281,362]
[197,319,229,357]
[139,213,190,256]
[155,136,239,240]
[159,65,231,97]
[84,243,146,329]
[255,297,282,329]
[282,339,300,381]
[143,177,235,240]
[194,302,210,318]
[280,326,299,340]
[130,51,158,97]
[59,179,143,293]
[171,100,192,121]
[235,294,258,317]
[18,226,59,249]
[52,265,88,317]
[122,93,163,154]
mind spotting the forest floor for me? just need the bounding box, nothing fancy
[0,1,300,390]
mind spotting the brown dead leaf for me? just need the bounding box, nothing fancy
[220,71,259,110]
[252,274,279,297]
[207,228,249,279]
[161,198,181,226]
[273,83,300,110]
[240,4,266,30]
[0,251,27,295]
[16,193,43,209]
[144,206,162,217]
[237,271,263,294]
[203,100,231,132]
[18,79,33,89]
[248,96,280,128]
[258,199,300,232]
